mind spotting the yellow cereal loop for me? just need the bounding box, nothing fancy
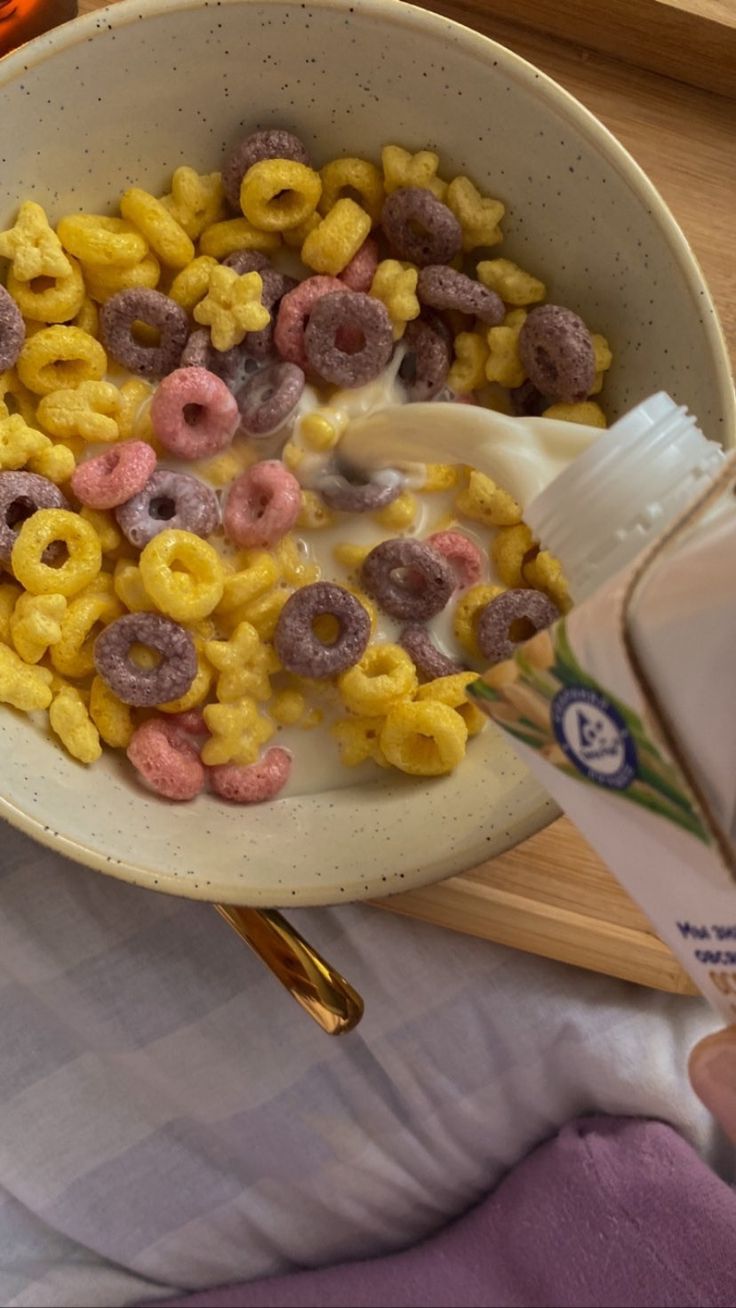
[523,549,571,613]
[10,592,67,664]
[83,252,161,302]
[282,212,321,250]
[0,413,49,471]
[89,674,134,748]
[57,214,148,268]
[319,157,385,225]
[421,463,459,492]
[240,159,322,233]
[27,441,76,485]
[217,553,279,614]
[491,523,535,589]
[205,621,272,703]
[160,167,226,240]
[169,255,218,312]
[477,258,545,307]
[543,400,607,428]
[589,333,613,395]
[119,187,194,270]
[196,445,254,487]
[193,265,269,351]
[49,685,101,764]
[381,145,446,201]
[37,380,121,443]
[72,296,99,337]
[160,641,213,714]
[332,715,388,767]
[448,331,489,394]
[202,697,275,766]
[485,321,525,389]
[281,440,304,473]
[79,507,123,555]
[273,535,320,587]
[17,327,107,397]
[453,582,506,660]
[0,201,71,281]
[301,198,372,275]
[300,412,338,453]
[51,590,122,678]
[12,509,102,598]
[0,643,53,710]
[380,699,467,776]
[199,217,280,258]
[116,378,153,440]
[446,176,505,252]
[7,256,85,324]
[270,688,311,728]
[0,582,21,643]
[369,259,420,340]
[456,470,522,528]
[338,643,417,716]
[112,559,155,612]
[332,541,371,572]
[416,671,486,736]
[139,530,224,623]
[0,368,37,426]
[375,490,417,530]
[297,489,335,529]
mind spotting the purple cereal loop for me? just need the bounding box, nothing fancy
[100,288,188,378]
[417,266,504,325]
[0,470,67,563]
[361,538,455,622]
[518,305,596,404]
[304,290,393,387]
[398,317,451,402]
[0,285,25,371]
[274,275,345,369]
[222,129,310,211]
[318,468,402,513]
[222,250,271,275]
[274,581,370,678]
[115,468,219,548]
[381,188,462,267]
[236,361,305,436]
[399,624,465,679]
[94,612,197,706]
[242,267,297,361]
[180,328,261,390]
[476,588,560,663]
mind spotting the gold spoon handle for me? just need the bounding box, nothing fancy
[214,905,364,1035]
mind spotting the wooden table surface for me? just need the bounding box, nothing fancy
[75,0,734,991]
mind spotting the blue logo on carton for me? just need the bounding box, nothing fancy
[552,686,637,790]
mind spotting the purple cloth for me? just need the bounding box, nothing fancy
[155,1116,736,1308]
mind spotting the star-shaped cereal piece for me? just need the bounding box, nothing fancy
[204,621,273,703]
[0,413,49,470]
[369,259,420,339]
[202,697,275,766]
[0,642,53,711]
[381,146,447,201]
[193,265,270,351]
[446,177,505,252]
[0,202,72,281]
[160,166,226,240]
[10,591,67,664]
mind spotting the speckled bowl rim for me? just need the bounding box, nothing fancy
[0,0,732,903]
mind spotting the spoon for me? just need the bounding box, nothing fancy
[214,904,364,1035]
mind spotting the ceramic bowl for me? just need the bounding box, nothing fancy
[0,0,731,905]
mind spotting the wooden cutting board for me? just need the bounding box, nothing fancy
[78,0,734,993]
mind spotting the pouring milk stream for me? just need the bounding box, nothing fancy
[339,392,736,1019]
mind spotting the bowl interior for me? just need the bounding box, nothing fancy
[0,0,731,905]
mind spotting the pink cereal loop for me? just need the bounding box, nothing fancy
[168,708,209,737]
[210,746,292,803]
[150,366,239,460]
[428,530,484,588]
[223,459,301,548]
[339,236,380,293]
[274,275,344,369]
[127,717,206,801]
[70,440,157,510]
